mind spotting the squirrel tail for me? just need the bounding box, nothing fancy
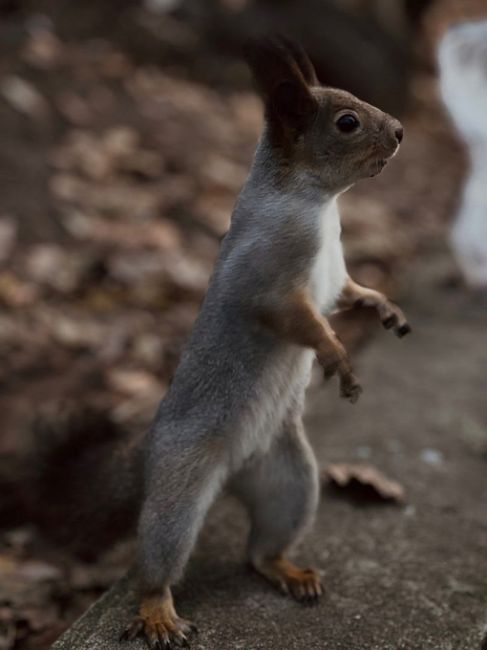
[21,403,144,558]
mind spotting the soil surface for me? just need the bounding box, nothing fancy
[53,246,487,650]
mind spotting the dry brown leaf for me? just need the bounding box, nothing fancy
[0,553,64,647]
[0,77,49,120]
[22,29,63,69]
[55,92,93,126]
[42,311,108,349]
[69,563,125,591]
[59,208,181,250]
[102,126,138,159]
[0,272,37,307]
[106,368,163,397]
[25,244,98,294]
[323,463,405,503]
[0,218,17,264]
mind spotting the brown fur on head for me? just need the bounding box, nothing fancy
[244,36,403,192]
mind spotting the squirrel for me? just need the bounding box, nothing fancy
[12,34,409,648]
[116,36,410,649]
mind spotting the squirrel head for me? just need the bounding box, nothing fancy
[245,36,403,193]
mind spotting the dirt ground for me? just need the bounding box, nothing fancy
[52,244,487,650]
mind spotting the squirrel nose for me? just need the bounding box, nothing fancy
[395,126,404,143]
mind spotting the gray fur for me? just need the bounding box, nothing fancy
[229,397,319,563]
[136,138,324,590]
[134,40,402,598]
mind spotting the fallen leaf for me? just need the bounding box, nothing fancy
[22,29,63,69]
[106,368,163,397]
[55,92,93,126]
[102,126,138,159]
[0,218,17,263]
[111,393,162,427]
[41,311,107,349]
[0,272,37,307]
[0,552,64,647]
[69,563,125,591]
[65,216,181,250]
[25,244,98,293]
[323,463,405,503]
[0,77,49,120]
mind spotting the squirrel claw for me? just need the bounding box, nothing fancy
[120,618,144,643]
[323,361,339,381]
[382,315,396,330]
[381,306,410,339]
[173,633,190,648]
[396,323,411,338]
[340,380,362,404]
[120,613,196,650]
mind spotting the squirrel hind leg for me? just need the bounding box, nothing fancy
[125,447,226,647]
[120,588,197,649]
[252,555,323,605]
[230,413,323,603]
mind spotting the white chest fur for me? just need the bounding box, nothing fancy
[232,198,347,468]
[309,198,347,314]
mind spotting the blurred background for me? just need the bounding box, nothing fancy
[0,1,486,649]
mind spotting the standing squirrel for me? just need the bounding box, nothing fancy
[119,37,410,649]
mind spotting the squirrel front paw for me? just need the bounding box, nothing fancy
[339,372,362,404]
[354,295,411,338]
[318,346,362,404]
[379,300,411,338]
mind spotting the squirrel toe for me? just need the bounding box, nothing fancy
[396,323,412,338]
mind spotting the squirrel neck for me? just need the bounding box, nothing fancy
[244,130,335,210]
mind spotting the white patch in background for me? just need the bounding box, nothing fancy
[438,21,487,289]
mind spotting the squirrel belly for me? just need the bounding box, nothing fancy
[148,171,345,474]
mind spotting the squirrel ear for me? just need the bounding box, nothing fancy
[271,79,317,125]
[276,36,319,87]
[244,36,318,126]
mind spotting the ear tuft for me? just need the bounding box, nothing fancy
[276,35,319,86]
[271,80,317,123]
[244,36,318,127]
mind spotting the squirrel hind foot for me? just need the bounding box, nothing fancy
[251,555,323,605]
[120,592,196,649]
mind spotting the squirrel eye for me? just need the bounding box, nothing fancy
[336,113,360,133]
